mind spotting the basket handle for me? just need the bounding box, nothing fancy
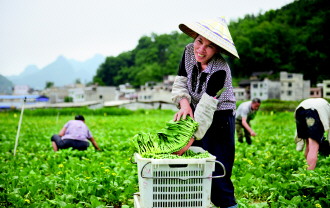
[140,160,226,180]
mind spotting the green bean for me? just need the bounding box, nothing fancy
[132,116,210,159]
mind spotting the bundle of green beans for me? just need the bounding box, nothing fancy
[142,149,210,159]
[132,116,207,158]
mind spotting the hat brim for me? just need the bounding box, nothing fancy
[179,21,239,59]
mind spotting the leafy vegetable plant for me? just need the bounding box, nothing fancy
[132,116,206,158]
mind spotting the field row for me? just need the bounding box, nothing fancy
[0,109,329,207]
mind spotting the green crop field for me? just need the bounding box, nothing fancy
[0,108,329,207]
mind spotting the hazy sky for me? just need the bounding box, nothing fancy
[0,0,294,76]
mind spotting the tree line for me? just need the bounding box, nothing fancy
[93,0,329,87]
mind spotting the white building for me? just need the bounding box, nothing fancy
[250,78,281,100]
[69,88,85,103]
[323,80,330,99]
[118,83,137,100]
[138,76,175,103]
[233,88,247,101]
[69,85,117,103]
[13,85,30,95]
[138,82,172,103]
[310,83,323,98]
[42,86,70,103]
[280,71,310,101]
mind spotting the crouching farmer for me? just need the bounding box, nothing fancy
[235,98,261,144]
[51,115,101,151]
[294,98,330,170]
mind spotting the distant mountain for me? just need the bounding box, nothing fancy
[21,65,40,76]
[6,54,105,90]
[68,54,105,83]
[0,75,14,94]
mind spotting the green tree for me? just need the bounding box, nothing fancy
[45,81,54,89]
[93,0,330,87]
[64,96,73,102]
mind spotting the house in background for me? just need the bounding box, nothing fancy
[13,85,31,95]
[323,80,330,99]
[89,86,118,102]
[118,83,137,100]
[233,88,247,101]
[42,86,70,103]
[69,85,117,103]
[280,71,310,101]
[238,79,251,99]
[138,76,174,103]
[3,72,329,110]
[310,83,323,98]
[250,78,281,100]
[138,82,172,103]
[69,87,85,103]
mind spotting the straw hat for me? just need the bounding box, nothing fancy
[179,17,239,59]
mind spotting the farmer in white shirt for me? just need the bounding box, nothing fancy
[235,98,261,144]
[294,98,330,170]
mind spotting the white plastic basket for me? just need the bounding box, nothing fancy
[133,193,141,208]
[134,146,225,208]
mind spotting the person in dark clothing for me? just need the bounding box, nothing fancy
[171,17,239,208]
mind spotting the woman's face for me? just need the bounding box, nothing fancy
[193,35,219,65]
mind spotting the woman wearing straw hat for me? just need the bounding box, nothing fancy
[172,17,239,208]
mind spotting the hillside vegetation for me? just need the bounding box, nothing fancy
[93,0,329,87]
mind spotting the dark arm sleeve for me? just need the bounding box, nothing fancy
[206,70,226,97]
[177,49,187,77]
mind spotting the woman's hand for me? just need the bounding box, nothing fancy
[173,137,195,156]
[173,98,194,121]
